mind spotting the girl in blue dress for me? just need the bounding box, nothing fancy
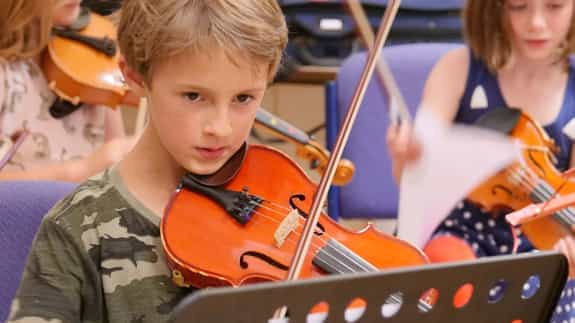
[388,0,575,321]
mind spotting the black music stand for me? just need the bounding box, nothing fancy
[171,251,567,323]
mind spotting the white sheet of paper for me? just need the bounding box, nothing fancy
[396,109,520,248]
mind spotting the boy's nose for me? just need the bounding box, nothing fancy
[203,107,233,138]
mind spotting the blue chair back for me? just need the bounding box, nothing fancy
[0,181,75,321]
[326,43,462,220]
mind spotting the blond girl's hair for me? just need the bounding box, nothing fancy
[0,0,53,61]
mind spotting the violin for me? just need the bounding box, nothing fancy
[161,144,427,288]
[467,108,575,250]
[42,7,140,118]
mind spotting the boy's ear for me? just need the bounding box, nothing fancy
[119,56,146,97]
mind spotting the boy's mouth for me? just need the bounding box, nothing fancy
[195,147,227,160]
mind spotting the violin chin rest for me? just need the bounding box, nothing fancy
[49,99,82,119]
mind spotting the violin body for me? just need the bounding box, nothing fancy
[161,145,426,288]
[42,11,139,108]
[467,108,575,249]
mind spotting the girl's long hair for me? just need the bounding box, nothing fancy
[0,0,53,61]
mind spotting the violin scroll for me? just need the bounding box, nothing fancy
[295,142,355,186]
[254,108,355,186]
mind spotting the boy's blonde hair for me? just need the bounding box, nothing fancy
[118,0,288,84]
[464,0,575,72]
[0,0,53,61]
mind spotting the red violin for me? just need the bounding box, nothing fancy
[161,144,427,289]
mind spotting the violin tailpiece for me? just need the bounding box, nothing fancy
[181,174,263,225]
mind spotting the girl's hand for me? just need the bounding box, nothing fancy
[83,136,136,176]
[386,122,422,183]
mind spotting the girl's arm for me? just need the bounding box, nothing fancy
[0,137,134,182]
[417,46,469,125]
[104,106,127,141]
[387,46,470,182]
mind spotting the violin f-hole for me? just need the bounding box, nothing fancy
[289,194,325,235]
[239,251,289,271]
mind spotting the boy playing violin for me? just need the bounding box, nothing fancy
[7,0,287,322]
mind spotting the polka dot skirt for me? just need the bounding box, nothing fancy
[434,200,575,322]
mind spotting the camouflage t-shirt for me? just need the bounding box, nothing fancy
[6,168,193,323]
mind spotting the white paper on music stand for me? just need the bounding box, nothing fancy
[396,109,520,248]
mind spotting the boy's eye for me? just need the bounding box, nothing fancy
[508,4,527,10]
[507,0,527,10]
[547,1,565,9]
[235,94,253,104]
[184,92,201,102]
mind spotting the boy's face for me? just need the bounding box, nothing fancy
[143,49,268,175]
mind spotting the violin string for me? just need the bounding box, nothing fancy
[246,209,323,250]
[246,209,371,273]
[512,166,575,224]
[248,205,342,254]
[251,201,338,243]
[247,203,376,272]
[506,148,575,224]
[246,196,416,271]
[506,165,575,226]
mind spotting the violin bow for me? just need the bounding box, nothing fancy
[282,0,402,287]
[345,0,411,125]
[506,192,575,227]
[0,130,29,171]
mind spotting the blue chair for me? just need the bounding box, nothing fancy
[0,181,76,321]
[325,42,462,220]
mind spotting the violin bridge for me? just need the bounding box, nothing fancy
[274,209,300,248]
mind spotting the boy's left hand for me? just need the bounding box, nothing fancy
[553,235,575,279]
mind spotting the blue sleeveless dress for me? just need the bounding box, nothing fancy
[433,51,575,323]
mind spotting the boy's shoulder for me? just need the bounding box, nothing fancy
[44,168,160,248]
[45,169,143,237]
[49,169,115,214]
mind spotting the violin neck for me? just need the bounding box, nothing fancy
[254,108,310,145]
